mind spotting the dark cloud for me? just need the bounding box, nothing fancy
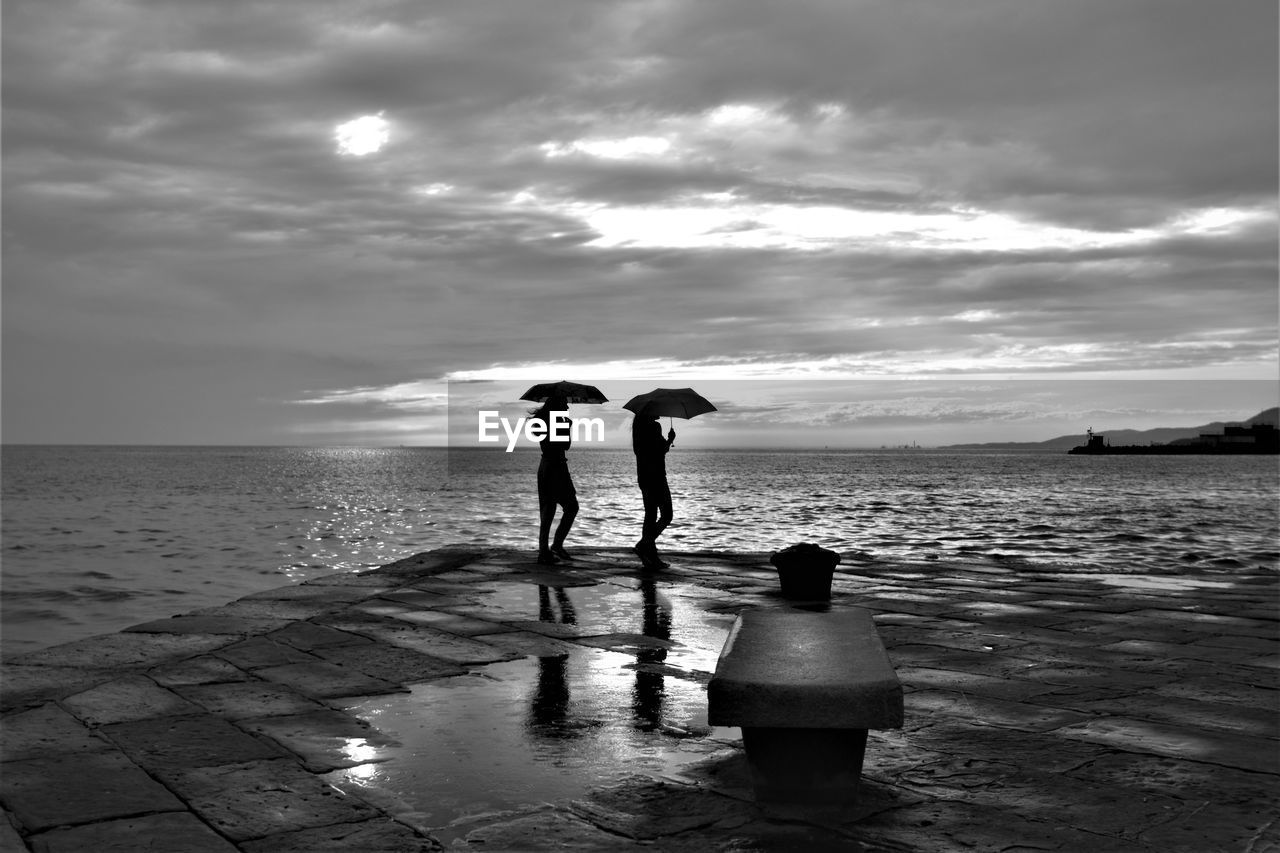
[3,0,1275,443]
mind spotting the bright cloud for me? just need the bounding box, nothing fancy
[335,114,391,156]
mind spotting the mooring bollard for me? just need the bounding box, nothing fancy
[770,542,841,600]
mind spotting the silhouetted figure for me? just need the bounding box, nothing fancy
[632,410,675,569]
[533,396,578,564]
[632,576,672,730]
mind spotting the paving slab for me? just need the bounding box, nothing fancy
[905,719,1112,772]
[1153,674,1280,708]
[26,812,239,853]
[0,665,117,712]
[252,660,405,699]
[1068,692,1280,739]
[268,620,377,651]
[172,681,329,719]
[1057,716,1280,774]
[568,775,757,840]
[1187,633,1279,653]
[238,818,442,852]
[0,814,25,853]
[61,673,206,725]
[473,629,584,657]
[303,571,408,587]
[366,608,519,636]
[0,703,115,761]
[372,589,479,607]
[186,599,347,621]
[212,636,319,670]
[99,714,287,772]
[1137,799,1280,853]
[7,632,232,671]
[311,641,469,683]
[317,618,522,665]
[240,584,387,603]
[851,798,1153,852]
[895,665,1061,702]
[1064,751,1280,807]
[0,751,186,832]
[452,809,650,851]
[147,655,251,687]
[153,758,381,842]
[904,688,1092,731]
[237,708,399,772]
[123,615,292,636]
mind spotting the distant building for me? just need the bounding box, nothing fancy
[1071,422,1278,454]
[1191,423,1279,450]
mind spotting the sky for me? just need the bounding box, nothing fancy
[3,0,1277,447]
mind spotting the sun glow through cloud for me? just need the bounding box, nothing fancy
[335,114,390,156]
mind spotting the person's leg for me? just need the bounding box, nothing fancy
[634,482,661,567]
[645,481,673,568]
[539,499,558,560]
[651,480,673,541]
[537,466,558,563]
[550,473,577,559]
[551,494,577,554]
[639,484,658,547]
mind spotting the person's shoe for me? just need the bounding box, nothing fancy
[536,550,560,565]
[550,545,573,561]
[633,541,661,570]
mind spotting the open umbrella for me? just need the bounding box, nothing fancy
[520,380,608,404]
[623,388,717,425]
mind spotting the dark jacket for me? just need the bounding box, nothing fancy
[632,418,669,481]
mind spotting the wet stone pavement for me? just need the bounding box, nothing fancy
[1,546,1277,852]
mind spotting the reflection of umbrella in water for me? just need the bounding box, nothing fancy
[623,388,717,429]
[519,380,608,404]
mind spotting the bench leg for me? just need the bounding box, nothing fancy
[740,727,868,803]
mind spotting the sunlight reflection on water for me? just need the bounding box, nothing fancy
[3,446,1276,653]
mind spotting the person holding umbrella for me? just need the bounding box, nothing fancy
[531,395,577,564]
[520,381,607,565]
[631,407,675,569]
[624,388,717,570]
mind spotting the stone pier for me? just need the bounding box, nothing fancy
[2,547,1276,851]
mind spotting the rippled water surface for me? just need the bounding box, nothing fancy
[3,445,1276,653]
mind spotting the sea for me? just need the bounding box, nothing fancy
[2,445,1277,656]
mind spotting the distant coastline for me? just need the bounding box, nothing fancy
[943,406,1279,453]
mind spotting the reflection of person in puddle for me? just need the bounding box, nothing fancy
[527,586,587,739]
[537,585,578,625]
[632,576,672,730]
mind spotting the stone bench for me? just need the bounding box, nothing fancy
[707,607,903,803]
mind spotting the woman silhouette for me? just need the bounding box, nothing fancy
[533,396,577,564]
[632,409,675,569]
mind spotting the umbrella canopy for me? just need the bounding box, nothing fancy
[519,380,608,404]
[623,388,717,419]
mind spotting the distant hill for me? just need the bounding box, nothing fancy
[942,407,1279,452]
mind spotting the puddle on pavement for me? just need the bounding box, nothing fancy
[325,579,740,841]
[1059,572,1238,592]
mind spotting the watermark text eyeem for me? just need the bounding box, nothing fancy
[477,411,605,452]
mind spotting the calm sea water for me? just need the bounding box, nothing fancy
[2,445,1277,655]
